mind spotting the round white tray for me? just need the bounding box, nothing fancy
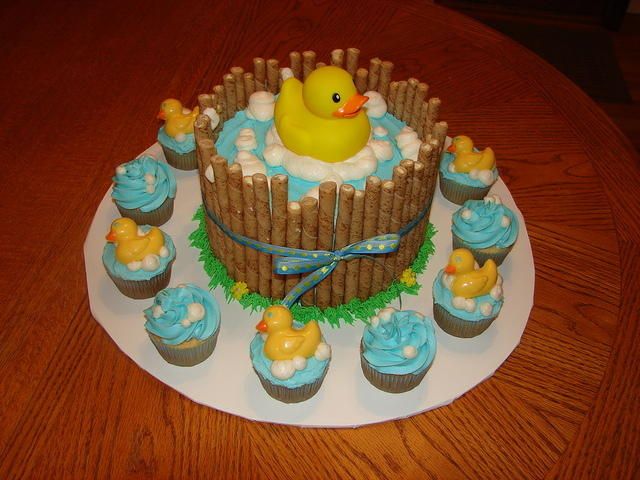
[84,142,534,428]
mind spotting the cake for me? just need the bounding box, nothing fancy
[451,194,518,266]
[432,248,504,338]
[360,307,436,393]
[102,217,175,299]
[144,283,221,366]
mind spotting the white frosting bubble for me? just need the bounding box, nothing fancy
[127,261,142,272]
[480,302,493,316]
[159,246,169,258]
[370,315,380,327]
[235,128,257,151]
[181,318,192,328]
[246,91,275,121]
[152,305,164,318]
[369,139,393,162]
[187,302,205,322]
[144,173,155,185]
[175,133,186,143]
[373,126,388,137]
[263,143,286,167]
[461,208,472,220]
[234,150,266,176]
[452,296,466,310]
[490,285,503,301]
[364,91,387,118]
[314,343,332,361]
[448,163,457,173]
[478,170,494,186]
[203,107,220,130]
[292,355,307,371]
[116,165,127,175]
[271,360,296,380]
[501,215,511,228]
[403,345,418,359]
[464,298,477,312]
[141,254,160,271]
[396,127,421,160]
[145,184,156,194]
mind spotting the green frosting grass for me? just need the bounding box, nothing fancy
[189,206,436,327]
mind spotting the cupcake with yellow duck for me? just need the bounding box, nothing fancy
[102,217,176,299]
[439,135,499,205]
[157,98,201,170]
[250,305,331,403]
[432,248,504,337]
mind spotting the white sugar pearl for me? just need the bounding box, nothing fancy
[260,332,268,341]
[501,215,511,228]
[461,208,472,220]
[142,254,160,271]
[442,273,453,290]
[478,170,493,186]
[203,107,220,130]
[144,173,155,184]
[403,345,417,359]
[370,316,380,328]
[116,165,127,175]
[314,343,332,361]
[271,360,295,380]
[469,168,479,179]
[452,296,466,310]
[480,302,493,316]
[127,261,142,271]
[448,163,457,173]
[187,303,205,322]
[464,298,476,312]
[292,356,307,371]
[280,67,293,81]
[496,275,503,286]
[158,246,169,258]
[378,307,396,322]
[181,318,192,328]
[145,184,156,194]
[490,285,504,301]
[152,305,163,318]
[177,283,187,288]
[205,165,214,183]
[137,227,145,237]
[175,133,186,143]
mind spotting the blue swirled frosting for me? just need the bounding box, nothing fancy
[250,329,330,388]
[362,309,436,375]
[102,228,175,281]
[452,199,519,249]
[111,156,177,212]
[439,151,498,188]
[144,284,220,345]
[432,270,503,321]
[157,126,196,154]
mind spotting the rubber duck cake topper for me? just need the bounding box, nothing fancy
[447,135,496,173]
[106,217,170,271]
[274,66,370,163]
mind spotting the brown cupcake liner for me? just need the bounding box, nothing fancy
[433,302,497,338]
[439,176,492,205]
[161,144,198,171]
[254,363,329,403]
[359,342,431,393]
[105,260,174,299]
[452,233,514,266]
[116,196,175,226]
[148,328,220,367]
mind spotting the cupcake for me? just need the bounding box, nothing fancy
[157,98,199,170]
[439,135,498,205]
[103,217,176,299]
[144,283,220,366]
[250,305,331,403]
[360,307,436,393]
[432,248,504,338]
[111,155,176,226]
[451,194,519,266]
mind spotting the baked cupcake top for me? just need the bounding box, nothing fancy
[452,194,519,249]
[111,156,177,212]
[362,307,436,375]
[144,284,220,345]
[440,135,498,188]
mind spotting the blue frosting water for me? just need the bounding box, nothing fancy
[452,199,519,249]
[250,330,330,388]
[144,284,220,345]
[112,156,177,212]
[432,270,503,321]
[102,228,175,281]
[215,110,408,201]
[439,151,498,188]
[362,309,436,375]
[157,126,196,154]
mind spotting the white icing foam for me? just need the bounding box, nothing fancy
[364,91,387,118]
[234,150,266,176]
[246,91,275,122]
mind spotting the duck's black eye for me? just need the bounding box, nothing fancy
[332,93,341,103]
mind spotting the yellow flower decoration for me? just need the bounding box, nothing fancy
[231,281,249,300]
[400,268,417,287]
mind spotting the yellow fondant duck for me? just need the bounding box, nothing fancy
[256,305,321,361]
[105,217,165,264]
[447,135,496,173]
[157,98,200,138]
[274,66,370,163]
[445,248,498,298]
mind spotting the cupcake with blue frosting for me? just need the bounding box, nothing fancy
[360,307,436,393]
[452,194,519,266]
[157,98,200,170]
[439,135,498,205]
[112,155,176,226]
[144,283,221,366]
[433,248,504,338]
[103,217,176,299]
[251,305,331,403]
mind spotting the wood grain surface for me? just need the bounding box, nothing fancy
[1,0,639,478]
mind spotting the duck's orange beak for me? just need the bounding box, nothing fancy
[256,319,268,332]
[333,94,368,118]
[105,230,117,242]
[444,264,456,274]
[447,143,456,153]
[157,110,166,120]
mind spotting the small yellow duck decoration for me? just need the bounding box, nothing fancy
[444,248,498,298]
[256,305,321,361]
[105,217,165,264]
[447,135,496,173]
[274,66,370,163]
[157,98,200,138]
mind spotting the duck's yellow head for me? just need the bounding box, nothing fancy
[302,66,369,119]
[157,98,183,120]
[256,305,293,333]
[445,248,476,275]
[106,217,138,243]
[447,135,474,154]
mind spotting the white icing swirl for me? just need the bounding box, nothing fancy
[364,91,388,118]
[246,91,275,122]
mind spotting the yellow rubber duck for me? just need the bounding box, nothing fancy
[105,218,165,264]
[274,66,370,163]
[447,135,496,173]
[256,305,321,360]
[157,98,200,138]
[444,248,498,298]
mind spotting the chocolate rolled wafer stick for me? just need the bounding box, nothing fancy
[230,66,246,110]
[395,80,407,122]
[370,180,394,295]
[418,100,429,141]
[383,166,407,287]
[213,85,226,122]
[408,161,425,261]
[330,49,344,68]
[253,174,272,298]
[212,156,235,275]
[266,58,279,94]
[289,51,302,79]
[355,68,368,94]
[300,196,318,306]
[425,97,441,139]
[302,50,316,80]
[198,94,214,112]
[346,47,360,77]
[433,121,448,156]
[367,57,381,91]
[358,176,381,299]
[253,57,266,91]
[223,73,237,118]
[227,163,246,282]
[331,184,355,306]
[410,82,428,131]
[208,168,227,266]
[270,175,288,299]
[402,78,418,124]
[285,201,302,294]
[315,182,337,308]
[243,72,255,102]
[378,61,393,98]
[344,190,364,303]
[395,160,414,277]
[242,177,259,293]
[387,81,399,116]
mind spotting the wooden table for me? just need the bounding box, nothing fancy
[1,1,638,478]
